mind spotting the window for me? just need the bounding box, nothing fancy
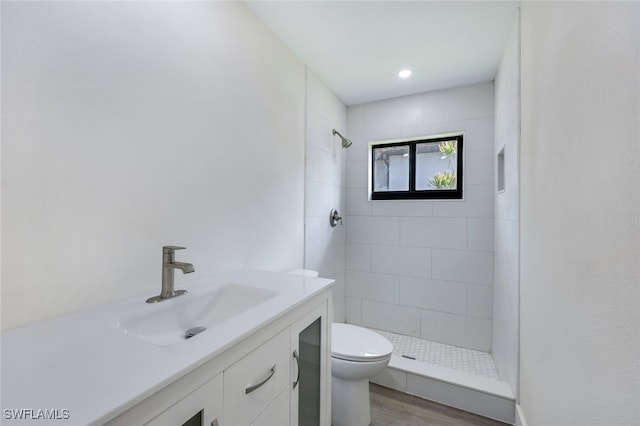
[371,134,463,200]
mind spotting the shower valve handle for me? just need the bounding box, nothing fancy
[330,209,343,227]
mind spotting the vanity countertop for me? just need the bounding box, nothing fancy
[1,269,333,425]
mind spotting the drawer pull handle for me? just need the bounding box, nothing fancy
[292,350,300,389]
[245,364,276,394]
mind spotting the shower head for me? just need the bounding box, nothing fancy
[332,129,353,149]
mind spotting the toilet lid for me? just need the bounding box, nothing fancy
[331,323,393,362]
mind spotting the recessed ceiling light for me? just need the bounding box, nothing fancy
[398,69,412,79]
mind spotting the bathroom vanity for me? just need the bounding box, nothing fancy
[1,270,333,425]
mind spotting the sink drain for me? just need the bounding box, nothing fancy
[185,326,207,339]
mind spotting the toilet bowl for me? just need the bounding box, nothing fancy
[331,323,393,426]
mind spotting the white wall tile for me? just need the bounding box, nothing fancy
[371,245,431,278]
[385,125,430,141]
[506,170,519,222]
[347,104,365,135]
[332,279,346,323]
[462,117,495,152]
[366,126,414,144]
[346,216,400,245]
[365,93,423,132]
[465,149,494,185]
[345,160,369,189]
[371,200,433,217]
[495,183,508,220]
[422,83,494,126]
[307,77,346,131]
[432,184,493,218]
[420,310,492,351]
[362,301,421,337]
[345,297,362,325]
[494,34,518,145]
[432,249,493,285]
[304,217,323,255]
[346,270,399,303]
[305,180,331,218]
[400,217,467,249]
[390,117,494,152]
[306,109,335,153]
[346,243,371,271]
[317,244,345,279]
[305,181,343,220]
[345,188,370,216]
[467,285,493,319]
[307,145,341,187]
[304,249,322,273]
[345,137,369,164]
[468,218,494,251]
[503,121,519,175]
[399,277,467,315]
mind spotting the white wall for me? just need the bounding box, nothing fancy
[493,13,520,397]
[345,83,495,351]
[304,68,347,322]
[1,2,306,330]
[520,2,640,424]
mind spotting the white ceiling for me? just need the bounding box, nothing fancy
[247,1,519,106]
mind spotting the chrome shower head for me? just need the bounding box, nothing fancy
[332,129,353,149]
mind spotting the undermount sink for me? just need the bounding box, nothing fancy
[117,283,278,346]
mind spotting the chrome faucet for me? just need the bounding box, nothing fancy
[146,246,195,303]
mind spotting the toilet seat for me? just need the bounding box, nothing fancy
[331,323,393,362]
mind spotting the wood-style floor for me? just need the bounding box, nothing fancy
[370,383,509,426]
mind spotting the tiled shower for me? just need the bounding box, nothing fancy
[302,68,519,423]
[343,82,497,353]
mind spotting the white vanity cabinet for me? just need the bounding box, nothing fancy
[145,374,223,426]
[108,293,330,426]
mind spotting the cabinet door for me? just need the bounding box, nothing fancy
[290,301,329,426]
[145,373,222,426]
[250,386,289,426]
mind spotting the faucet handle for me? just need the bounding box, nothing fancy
[163,245,186,253]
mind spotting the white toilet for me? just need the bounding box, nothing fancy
[331,323,393,426]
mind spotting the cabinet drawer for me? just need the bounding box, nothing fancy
[224,328,290,425]
[145,373,222,426]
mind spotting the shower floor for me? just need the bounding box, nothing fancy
[370,328,500,380]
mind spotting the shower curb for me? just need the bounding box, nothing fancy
[372,356,516,424]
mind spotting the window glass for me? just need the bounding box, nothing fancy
[373,145,410,192]
[416,139,458,191]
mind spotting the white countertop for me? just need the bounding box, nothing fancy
[1,269,333,425]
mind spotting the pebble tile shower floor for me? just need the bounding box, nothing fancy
[370,328,500,380]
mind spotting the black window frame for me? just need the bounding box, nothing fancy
[371,134,463,200]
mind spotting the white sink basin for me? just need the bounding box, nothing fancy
[117,283,278,346]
